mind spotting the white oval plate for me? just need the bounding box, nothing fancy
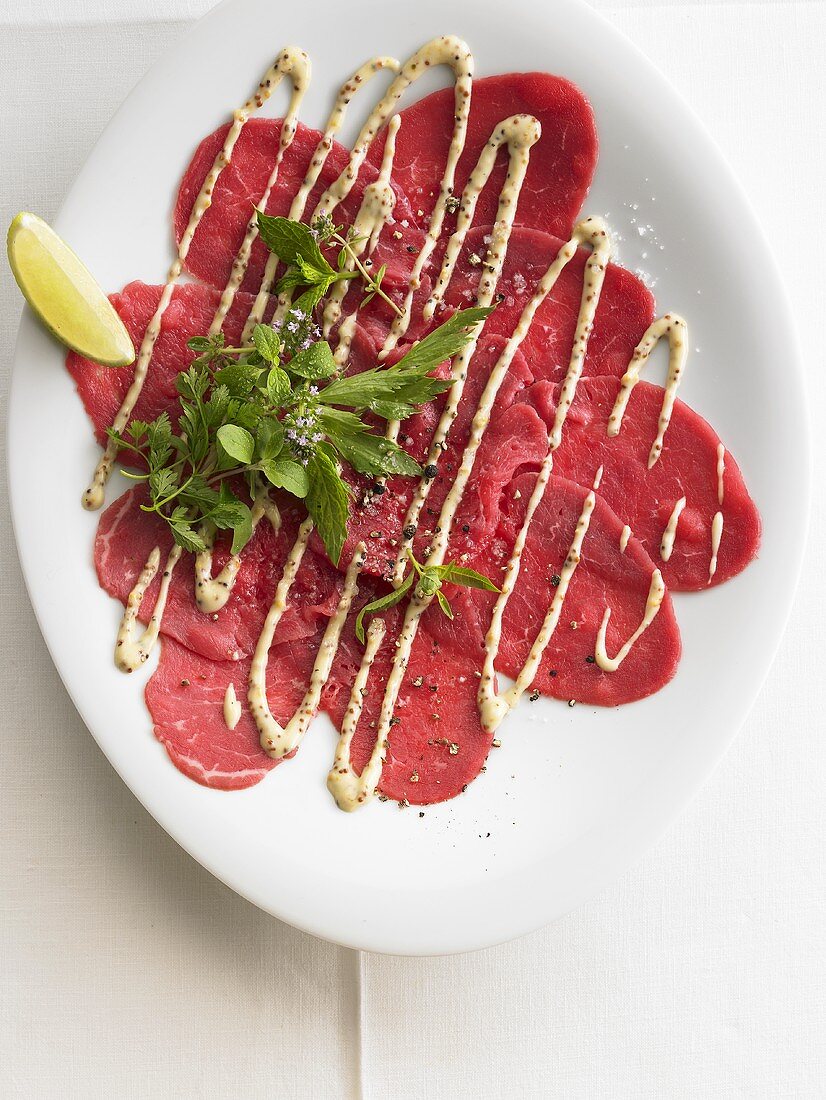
[8,0,809,954]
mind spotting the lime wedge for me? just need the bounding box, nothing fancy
[7,211,134,367]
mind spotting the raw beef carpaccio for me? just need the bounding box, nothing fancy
[338,223,658,578]
[146,633,317,790]
[322,602,494,806]
[96,485,343,663]
[141,470,682,796]
[68,62,761,801]
[174,118,428,302]
[522,376,761,590]
[467,472,681,705]
[365,72,598,240]
[68,281,268,456]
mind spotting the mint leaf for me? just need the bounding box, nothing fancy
[328,427,421,478]
[296,257,332,286]
[438,563,500,592]
[252,324,281,364]
[261,457,310,498]
[354,571,414,644]
[287,340,337,381]
[435,590,454,619]
[217,424,254,465]
[291,285,327,319]
[266,365,291,407]
[274,268,310,296]
[316,362,452,411]
[215,361,263,397]
[255,418,284,461]
[305,449,349,564]
[256,211,331,275]
[311,309,488,414]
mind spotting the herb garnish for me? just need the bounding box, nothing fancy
[355,549,499,642]
[259,211,402,319]
[109,217,492,565]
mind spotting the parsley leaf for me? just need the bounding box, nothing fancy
[393,307,493,374]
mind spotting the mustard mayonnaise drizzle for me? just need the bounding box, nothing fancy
[103,37,702,809]
[84,47,310,512]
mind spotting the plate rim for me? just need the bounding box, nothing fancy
[6,0,811,954]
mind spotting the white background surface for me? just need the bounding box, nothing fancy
[0,0,823,1096]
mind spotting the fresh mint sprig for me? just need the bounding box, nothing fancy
[257,211,403,318]
[354,549,500,643]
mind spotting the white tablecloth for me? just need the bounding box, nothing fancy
[1,2,823,1096]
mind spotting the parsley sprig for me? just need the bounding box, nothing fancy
[355,549,500,643]
[109,217,492,565]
